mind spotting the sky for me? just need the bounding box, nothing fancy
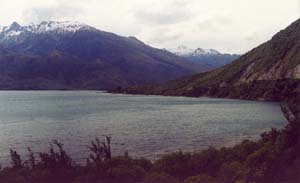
[0,0,298,54]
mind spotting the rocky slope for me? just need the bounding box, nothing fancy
[121,19,300,101]
[0,21,205,90]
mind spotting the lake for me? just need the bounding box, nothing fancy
[0,91,286,164]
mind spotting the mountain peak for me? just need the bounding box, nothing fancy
[27,21,92,33]
[9,22,21,31]
[168,45,194,56]
[0,21,94,39]
[194,48,220,55]
[168,46,221,56]
[0,21,204,90]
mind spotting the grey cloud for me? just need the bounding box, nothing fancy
[198,15,234,31]
[134,11,190,25]
[23,4,84,23]
[133,0,192,26]
[4,0,296,54]
[140,27,182,47]
[245,34,259,42]
[151,32,182,44]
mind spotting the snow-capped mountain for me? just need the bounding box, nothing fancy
[193,48,220,56]
[0,21,94,41]
[168,45,239,70]
[168,45,221,57]
[168,45,194,56]
[0,21,205,90]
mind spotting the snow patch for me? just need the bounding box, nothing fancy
[5,30,22,38]
[169,45,194,56]
[25,21,91,34]
[0,21,93,40]
[168,45,221,57]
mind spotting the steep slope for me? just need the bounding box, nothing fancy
[122,19,300,101]
[0,21,204,90]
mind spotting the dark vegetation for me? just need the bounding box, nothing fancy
[120,79,300,103]
[0,98,299,183]
[181,53,240,71]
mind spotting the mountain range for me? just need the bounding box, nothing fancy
[168,45,240,70]
[0,21,208,90]
[119,19,300,101]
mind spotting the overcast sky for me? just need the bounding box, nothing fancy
[0,0,298,54]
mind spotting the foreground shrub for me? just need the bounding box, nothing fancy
[218,162,244,183]
[143,172,178,183]
[10,149,23,170]
[183,174,217,183]
[153,150,193,179]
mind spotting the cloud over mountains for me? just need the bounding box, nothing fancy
[0,0,298,54]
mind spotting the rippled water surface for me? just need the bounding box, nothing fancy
[0,91,286,163]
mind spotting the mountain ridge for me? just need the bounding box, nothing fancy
[0,21,208,90]
[168,45,221,56]
[167,45,240,70]
[119,19,300,101]
[0,21,93,36]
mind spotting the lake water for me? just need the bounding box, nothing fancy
[0,91,286,164]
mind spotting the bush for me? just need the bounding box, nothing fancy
[143,172,178,183]
[184,174,217,183]
[218,162,244,183]
[38,140,73,170]
[10,149,23,169]
[153,150,193,179]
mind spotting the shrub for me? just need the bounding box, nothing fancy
[191,147,221,176]
[153,150,193,179]
[218,162,244,183]
[143,172,178,183]
[88,136,112,164]
[184,174,217,183]
[39,140,73,170]
[10,149,23,169]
